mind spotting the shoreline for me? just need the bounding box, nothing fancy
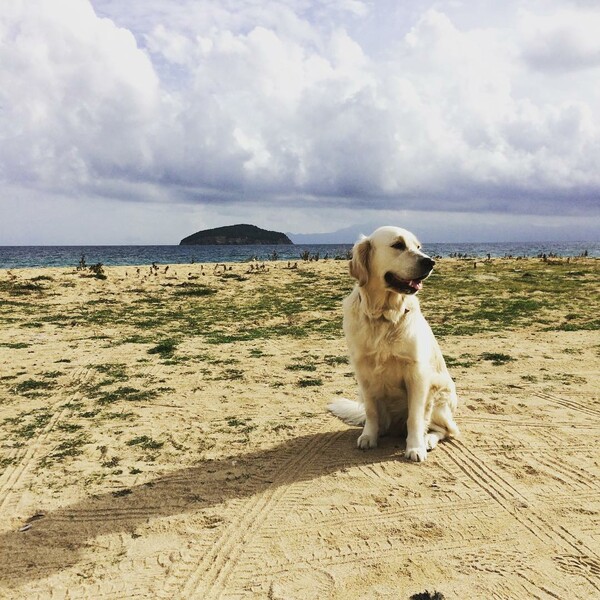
[1,253,598,276]
[1,240,599,269]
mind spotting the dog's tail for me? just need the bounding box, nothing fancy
[327,398,366,426]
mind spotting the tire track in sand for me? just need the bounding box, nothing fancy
[537,391,600,419]
[441,439,600,561]
[158,426,345,600]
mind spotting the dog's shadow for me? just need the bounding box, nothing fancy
[0,427,406,586]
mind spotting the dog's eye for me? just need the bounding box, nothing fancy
[391,240,406,251]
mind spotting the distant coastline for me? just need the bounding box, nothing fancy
[0,241,598,269]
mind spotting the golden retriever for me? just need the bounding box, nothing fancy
[328,226,459,462]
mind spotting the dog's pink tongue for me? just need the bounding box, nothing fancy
[409,279,423,290]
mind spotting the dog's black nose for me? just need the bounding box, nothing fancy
[422,257,435,271]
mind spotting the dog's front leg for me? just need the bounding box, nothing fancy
[357,389,379,449]
[405,371,429,462]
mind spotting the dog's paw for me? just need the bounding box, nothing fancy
[425,432,442,450]
[357,433,377,449]
[405,446,427,462]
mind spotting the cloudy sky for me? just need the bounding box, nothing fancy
[1,0,599,244]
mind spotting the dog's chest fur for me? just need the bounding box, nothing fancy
[343,289,428,392]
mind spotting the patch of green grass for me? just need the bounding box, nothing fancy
[6,281,45,295]
[104,411,136,421]
[211,368,245,381]
[205,323,309,344]
[93,363,128,380]
[96,386,159,405]
[8,409,52,439]
[42,370,63,379]
[445,354,477,368]
[480,352,515,366]
[148,339,178,359]
[57,422,83,433]
[225,417,257,435]
[324,355,349,366]
[248,348,267,358]
[80,409,101,418]
[286,362,317,372]
[122,334,155,345]
[40,435,89,465]
[297,377,323,387]
[173,283,217,297]
[426,260,600,336]
[126,435,164,450]
[552,317,600,332]
[13,379,55,396]
[0,456,17,471]
[542,373,587,385]
[271,423,294,433]
[220,273,248,282]
[306,317,343,337]
[293,270,320,280]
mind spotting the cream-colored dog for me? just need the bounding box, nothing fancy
[328,226,459,462]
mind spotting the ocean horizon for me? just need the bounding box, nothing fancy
[0,241,598,269]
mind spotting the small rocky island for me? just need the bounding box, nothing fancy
[179,224,293,245]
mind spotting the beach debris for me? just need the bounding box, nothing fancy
[148,262,161,276]
[245,263,269,274]
[88,263,106,280]
[18,512,46,532]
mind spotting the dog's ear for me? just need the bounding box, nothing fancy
[349,236,371,286]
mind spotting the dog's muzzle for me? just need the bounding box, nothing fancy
[384,257,435,295]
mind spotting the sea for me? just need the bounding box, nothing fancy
[0,241,598,269]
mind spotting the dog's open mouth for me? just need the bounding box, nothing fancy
[384,272,427,295]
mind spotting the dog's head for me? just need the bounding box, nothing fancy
[349,226,435,295]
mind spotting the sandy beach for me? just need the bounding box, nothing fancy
[0,257,599,599]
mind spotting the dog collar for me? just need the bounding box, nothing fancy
[380,307,410,323]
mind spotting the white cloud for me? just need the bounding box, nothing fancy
[1,0,599,244]
[0,0,160,194]
[519,8,600,72]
